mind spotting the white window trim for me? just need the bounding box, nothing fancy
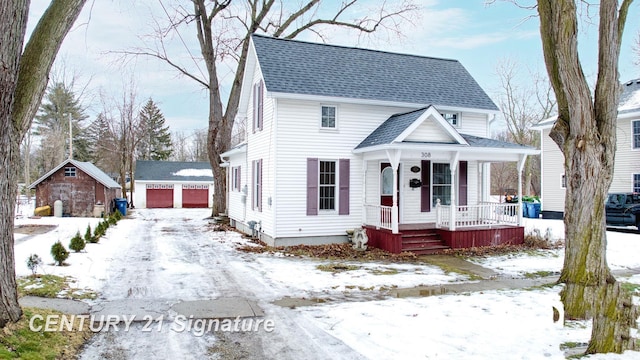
[318,159,338,213]
[633,173,640,193]
[432,162,452,206]
[631,119,640,150]
[380,166,394,196]
[64,167,76,177]
[441,112,461,128]
[319,104,338,131]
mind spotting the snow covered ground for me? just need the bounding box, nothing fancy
[11,206,640,359]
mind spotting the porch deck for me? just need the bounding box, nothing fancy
[365,222,524,255]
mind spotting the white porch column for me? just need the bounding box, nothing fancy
[517,154,528,226]
[482,162,491,203]
[362,159,367,226]
[385,149,401,234]
[449,152,460,231]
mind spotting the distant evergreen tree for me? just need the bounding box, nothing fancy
[34,82,89,166]
[86,113,117,171]
[137,98,172,161]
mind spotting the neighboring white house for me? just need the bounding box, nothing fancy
[221,35,538,250]
[133,160,214,209]
[536,79,640,219]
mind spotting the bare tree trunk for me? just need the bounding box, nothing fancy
[0,0,86,328]
[537,0,636,353]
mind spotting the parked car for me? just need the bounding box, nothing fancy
[605,193,640,230]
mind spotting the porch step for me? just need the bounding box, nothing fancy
[400,230,449,255]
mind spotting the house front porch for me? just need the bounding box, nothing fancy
[363,203,524,254]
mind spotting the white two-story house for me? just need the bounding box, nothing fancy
[536,79,640,219]
[221,35,538,253]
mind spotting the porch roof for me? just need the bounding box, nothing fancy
[353,107,538,157]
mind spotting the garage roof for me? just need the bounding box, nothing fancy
[135,160,214,182]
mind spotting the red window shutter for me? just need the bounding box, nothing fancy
[251,161,255,209]
[258,81,264,130]
[307,158,319,215]
[258,159,263,211]
[252,85,257,133]
[339,159,350,215]
[459,161,468,206]
[421,160,431,212]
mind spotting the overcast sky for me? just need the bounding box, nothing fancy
[27,1,640,134]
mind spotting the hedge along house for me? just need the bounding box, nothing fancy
[28,159,122,217]
[221,35,539,253]
[133,160,214,209]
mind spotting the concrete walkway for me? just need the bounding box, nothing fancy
[20,296,264,321]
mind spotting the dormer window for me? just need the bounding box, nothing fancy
[321,105,337,129]
[441,112,459,127]
[64,167,76,177]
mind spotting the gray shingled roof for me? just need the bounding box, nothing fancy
[135,160,213,182]
[356,107,454,149]
[536,79,640,128]
[252,34,499,111]
[460,134,536,150]
[355,108,534,151]
[29,159,121,189]
[620,78,640,115]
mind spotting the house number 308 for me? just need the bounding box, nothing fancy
[421,152,431,158]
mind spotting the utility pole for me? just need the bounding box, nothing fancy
[68,113,73,159]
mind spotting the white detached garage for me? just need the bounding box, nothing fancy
[133,160,214,209]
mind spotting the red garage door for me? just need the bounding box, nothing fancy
[182,184,209,208]
[146,184,174,208]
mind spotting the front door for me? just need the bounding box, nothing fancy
[380,163,400,217]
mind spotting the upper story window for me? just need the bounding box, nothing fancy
[561,174,566,189]
[64,167,76,177]
[441,112,459,127]
[321,105,337,129]
[253,81,264,132]
[633,120,640,149]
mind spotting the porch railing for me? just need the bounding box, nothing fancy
[363,204,393,231]
[436,201,520,229]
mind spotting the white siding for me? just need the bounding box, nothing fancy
[459,112,490,137]
[610,117,640,192]
[540,128,566,212]
[274,100,410,238]
[244,68,277,237]
[226,154,247,222]
[405,121,455,143]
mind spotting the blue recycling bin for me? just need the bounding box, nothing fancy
[522,202,529,218]
[526,202,540,218]
[114,198,127,216]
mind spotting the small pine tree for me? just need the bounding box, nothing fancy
[108,214,117,225]
[26,254,42,275]
[51,241,69,266]
[84,224,96,243]
[69,231,86,252]
[113,209,122,221]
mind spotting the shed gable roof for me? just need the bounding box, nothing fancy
[251,34,499,111]
[135,160,213,182]
[28,159,121,189]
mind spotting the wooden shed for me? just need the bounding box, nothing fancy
[28,159,122,217]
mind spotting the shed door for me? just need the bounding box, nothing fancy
[182,184,209,208]
[146,184,174,208]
